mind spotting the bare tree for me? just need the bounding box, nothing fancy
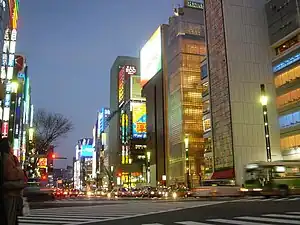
[33,108,74,154]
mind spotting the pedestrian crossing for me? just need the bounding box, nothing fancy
[19,200,221,225]
[232,196,300,202]
[142,211,300,225]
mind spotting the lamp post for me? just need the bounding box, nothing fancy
[184,135,191,188]
[146,151,151,184]
[260,84,272,162]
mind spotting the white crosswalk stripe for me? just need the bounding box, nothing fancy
[232,197,300,202]
[146,211,300,225]
[19,201,222,225]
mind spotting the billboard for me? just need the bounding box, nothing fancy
[130,76,145,100]
[79,138,94,157]
[140,26,162,87]
[131,102,147,139]
[118,66,125,106]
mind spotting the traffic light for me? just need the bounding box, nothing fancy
[51,153,56,159]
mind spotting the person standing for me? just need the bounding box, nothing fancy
[0,138,25,225]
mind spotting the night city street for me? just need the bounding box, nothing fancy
[19,197,300,225]
[1,0,300,225]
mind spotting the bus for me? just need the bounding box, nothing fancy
[241,160,300,197]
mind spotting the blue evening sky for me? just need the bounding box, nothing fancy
[17,0,181,168]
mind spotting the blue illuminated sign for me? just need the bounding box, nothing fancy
[273,53,300,73]
[98,108,110,134]
[4,94,10,107]
[79,138,94,157]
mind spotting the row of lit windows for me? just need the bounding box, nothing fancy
[182,41,206,55]
[276,88,300,108]
[280,133,300,151]
[279,111,300,129]
[275,36,299,55]
[274,64,300,87]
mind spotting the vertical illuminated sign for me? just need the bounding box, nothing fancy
[118,66,125,106]
[131,102,147,139]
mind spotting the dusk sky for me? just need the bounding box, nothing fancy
[17,0,181,168]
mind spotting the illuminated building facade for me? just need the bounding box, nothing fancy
[141,25,169,187]
[109,56,147,187]
[203,0,282,185]
[73,138,94,189]
[200,58,213,179]
[0,0,9,57]
[265,0,300,160]
[1,0,19,137]
[93,107,110,187]
[167,5,206,186]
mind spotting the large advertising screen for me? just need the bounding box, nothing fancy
[118,66,125,106]
[140,26,162,87]
[132,102,146,139]
[79,138,94,157]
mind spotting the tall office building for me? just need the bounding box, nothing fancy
[93,107,110,187]
[109,56,147,187]
[265,0,300,160]
[167,4,206,187]
[203,0,282,185]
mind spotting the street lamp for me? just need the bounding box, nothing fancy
[146,151,151,184]
[260,84,272,162]
[184,135,191,188]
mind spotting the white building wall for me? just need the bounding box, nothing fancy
[222,0,282,185]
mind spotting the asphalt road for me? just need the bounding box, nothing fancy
[90,198,300,225]
[20,197,300,225]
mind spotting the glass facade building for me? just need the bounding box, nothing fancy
[167,7,206,186]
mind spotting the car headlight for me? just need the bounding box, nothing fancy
[87,191,92,196]
[158,191,162,194]
[172,192,177,199]
[151,191,154,194]
[165,193,168,197]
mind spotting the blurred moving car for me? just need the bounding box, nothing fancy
[69,189,79,197]
[23,179,55,202]
[171,186,192,198]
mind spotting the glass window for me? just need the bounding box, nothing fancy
[275,36,299,55]
[276,88,300,108]
[279,111,300,128]
[280,134,300,151]
[203,118,211,132]
[274,64,300,87]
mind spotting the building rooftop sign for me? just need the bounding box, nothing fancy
[186,0,204,10]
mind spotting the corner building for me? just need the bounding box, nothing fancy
[109,56,147,187]
[265,0,300,160]
[204,0,282,185]
[167,5,206,186]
